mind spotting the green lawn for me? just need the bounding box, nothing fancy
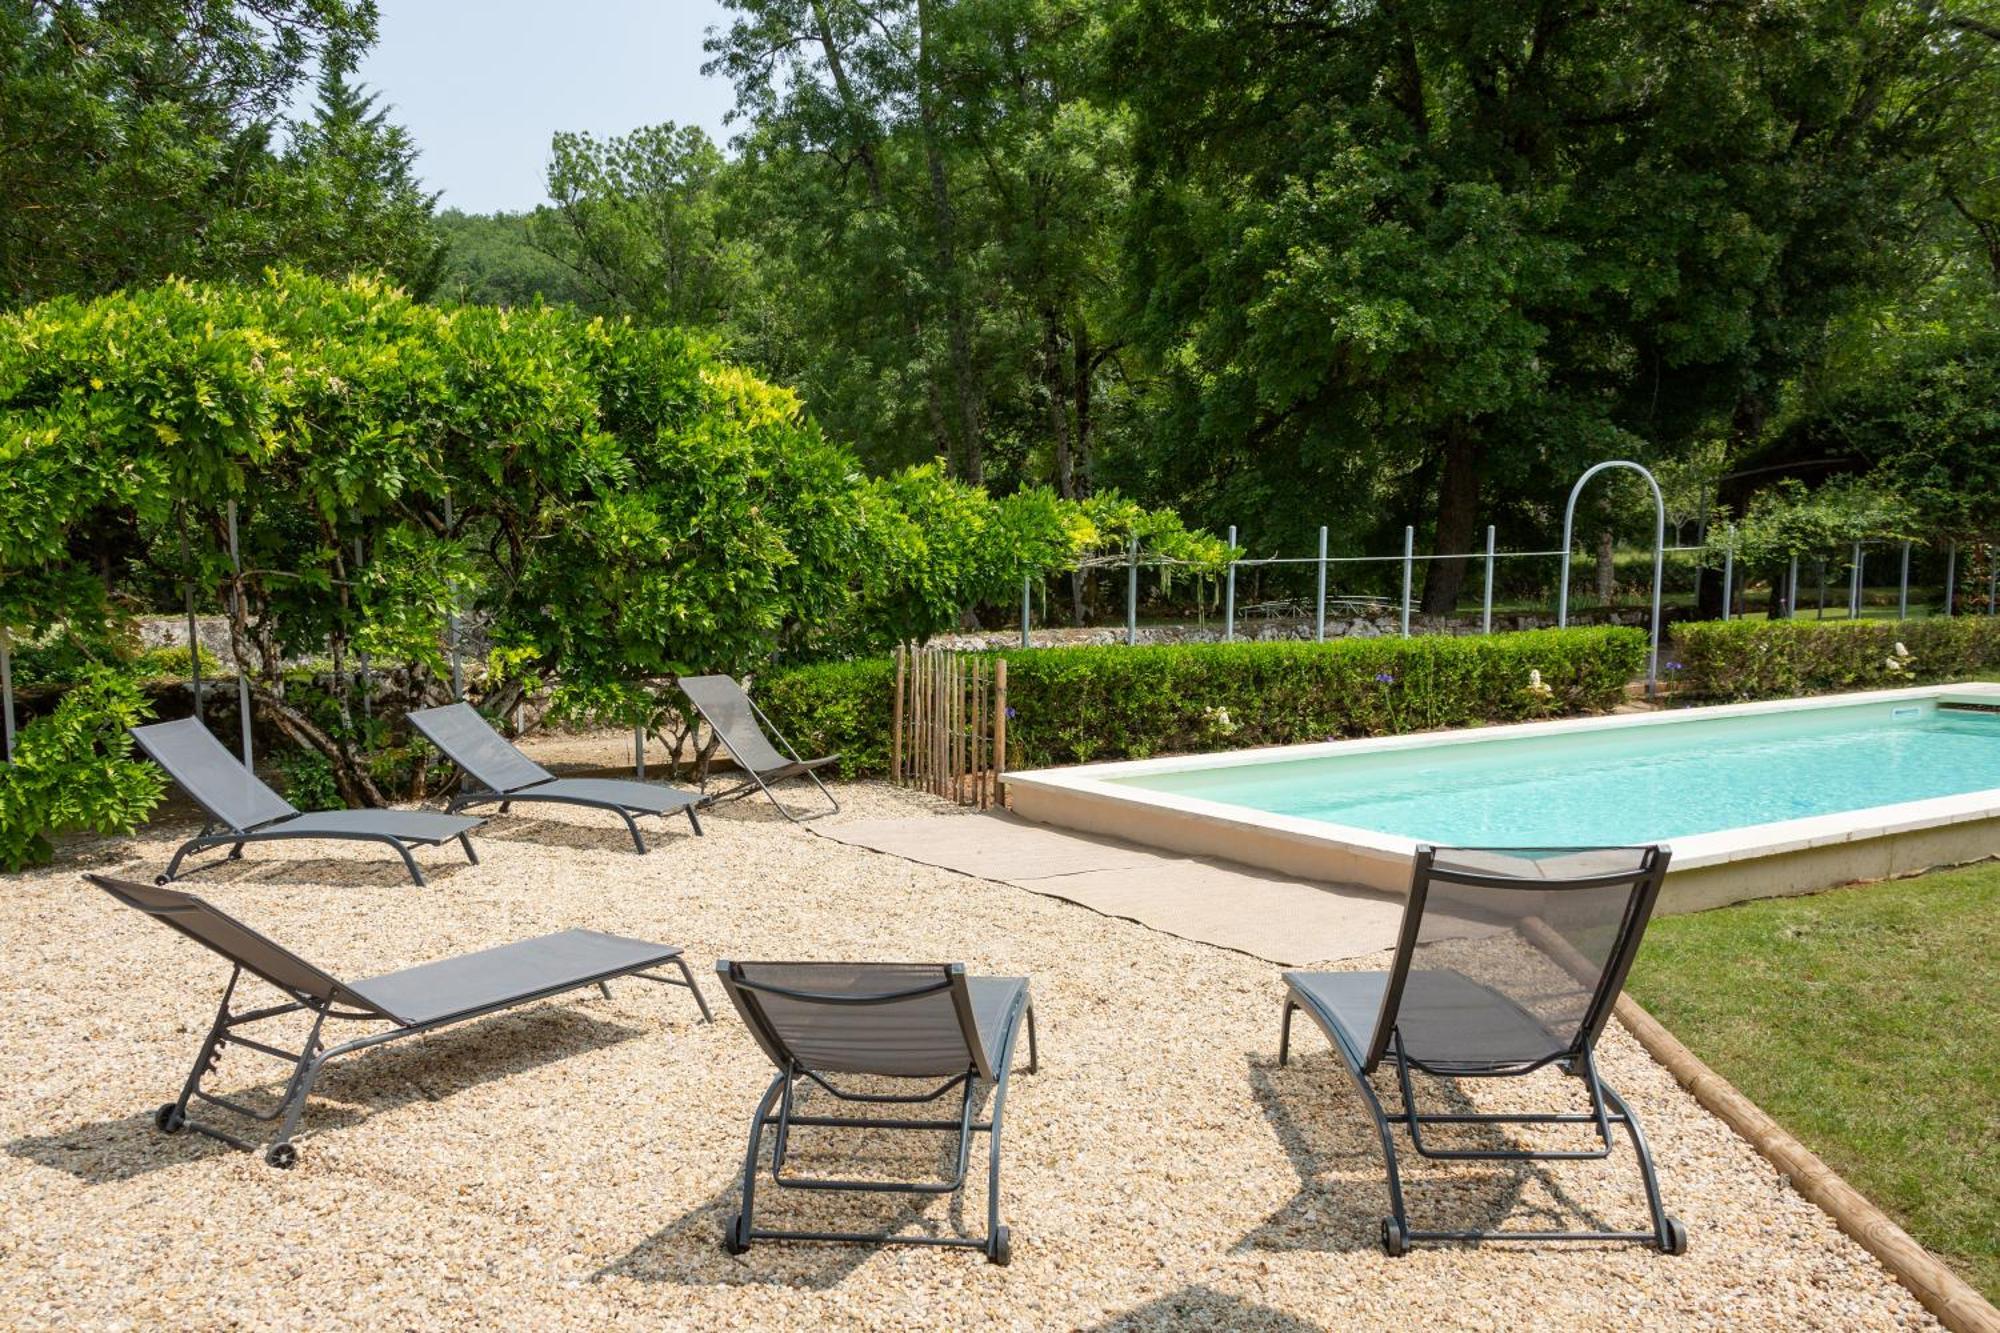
[1628,865,2000,1302]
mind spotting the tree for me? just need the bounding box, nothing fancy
[1110,0,1991,614]
[433,210,595,307]
[0,0,383,306]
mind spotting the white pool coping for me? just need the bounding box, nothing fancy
[1002,682,2000,911]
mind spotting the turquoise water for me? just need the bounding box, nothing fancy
[1111,701,2000,845]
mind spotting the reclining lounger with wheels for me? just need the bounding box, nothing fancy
[131,717,484,886]
[715,960,1037,1264]
[675,675,841,822]
[87,873,712,1167]
[1279,844,1687,1256]
[408,702,703,853]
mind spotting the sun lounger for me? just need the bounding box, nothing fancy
[714,960,1037,1264]
[131,717,483,886]
[675,675,839,821]
[86,873,711,1167]
[408,702,702,853]
[1279,844,1687,1255]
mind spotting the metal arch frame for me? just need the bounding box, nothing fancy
[1558,460,1666,696]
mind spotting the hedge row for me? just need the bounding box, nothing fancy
[756,627,1646,777]
[1671,616,2000,700]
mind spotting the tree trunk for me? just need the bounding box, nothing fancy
[1595,527,1616,603]
[916,0,983,485]
[1419,426,1481,616]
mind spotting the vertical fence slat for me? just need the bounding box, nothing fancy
[994,658,1008,804]
[891,645,905,783]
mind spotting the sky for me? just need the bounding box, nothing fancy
[352,0,740,214]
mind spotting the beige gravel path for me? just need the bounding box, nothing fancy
[0,783,1936,1330]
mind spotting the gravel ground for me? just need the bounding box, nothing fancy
[0,782,1937,1330]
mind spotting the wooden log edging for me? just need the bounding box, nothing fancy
[1615,994,1999,1333]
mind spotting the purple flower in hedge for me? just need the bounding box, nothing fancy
[1665,660,1683,672]
[1005,706,1017,719]
[1375,671,1395,684]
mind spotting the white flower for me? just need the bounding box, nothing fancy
[1894,642,1910,658]
[1885,657,1903,672]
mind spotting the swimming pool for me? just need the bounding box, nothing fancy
[1003,684,2000,913]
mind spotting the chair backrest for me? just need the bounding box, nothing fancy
[129,717,296,833]
[676,675,792,774]
[716,960,989,1079]
[406,702,553,795]
[85,874,389,1017]
[1364,845,1670,1075]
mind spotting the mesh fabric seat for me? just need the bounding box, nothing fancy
[715,960,1038,1264]
[676,676,840,822]
[1280,845,1686,1256]
[131,717,483,886]
[85,874,710,1168]
[408,703,702,853]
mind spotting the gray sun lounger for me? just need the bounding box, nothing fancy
[87,873,711,1168]
[1279,844,1686,1256]
[408,702,703,853]
[676,674,840,821]
[131,717,484,886]
[715,960,1038,1264]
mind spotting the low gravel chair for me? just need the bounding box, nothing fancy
[675,675,840,821]
[1279,844,1687,1256]
[715,960,1037,1265]
[408,702,702,853]
[131,717,483,886]
[87,873,711,1168]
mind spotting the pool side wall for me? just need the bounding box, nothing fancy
[1002,683,2000,914]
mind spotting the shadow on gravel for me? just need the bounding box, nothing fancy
[1240,1051,1631,1252]
[9,1006,646,1183]
[1090,1284,1327,1331]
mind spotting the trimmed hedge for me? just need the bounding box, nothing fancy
[756,627,1645,777]
[1672,617,2000,700]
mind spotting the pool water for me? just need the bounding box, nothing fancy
[1111,701,2000,845]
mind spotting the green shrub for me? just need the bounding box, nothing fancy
[274,746,345,812]
[756,627,1644,776]
[0,671,168,871]
[135,644,225,682]
[754,657,897,778]
[1672,617,2000,700]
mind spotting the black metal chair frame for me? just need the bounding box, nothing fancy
[161,816,478,887]
[443,778,702,854]
[678,679,841,823]
[717,962,1037,1265]
[1278,845,1686,1257]
[91,877,712,1169]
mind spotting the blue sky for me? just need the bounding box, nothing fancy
[353,0,740,214]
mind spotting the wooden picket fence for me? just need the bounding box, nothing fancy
[891,645,1008,808]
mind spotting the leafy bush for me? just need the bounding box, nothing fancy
[0,671,167,871]
[757,628,1645,776]
[274,746,345,812]
[1671,617,2000,700]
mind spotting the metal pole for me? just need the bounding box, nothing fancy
[1126,535,1138,646]
[1989,550,1996,615]
[1945,542,1957,616]
[634,726,646,779]
[180,520,203,721]
[1721,527,1735,622]
[1558,460,1665,693]
[226,500,253,767]
[1020,577,1031,649]
[1898,541,1911,620]
[442,492,463,701]
[1224,526,1237,642]
[1399,525,1414,638]
[1786,554,1798,619]
[1481,524,1495,635]
[1849,542,1863,620]
[1315,526,1328,642]
[353,537,372,719]
[0,625,13,763]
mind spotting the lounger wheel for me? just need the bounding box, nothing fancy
[154,1103,185,1134]
[1659,1216,1688,1255]
[986,1226,1011,1266]
[154,874,172,886]
[1380,1217,1408,1257]
[265,1143,298,1170]
[723,1212,751,1255]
